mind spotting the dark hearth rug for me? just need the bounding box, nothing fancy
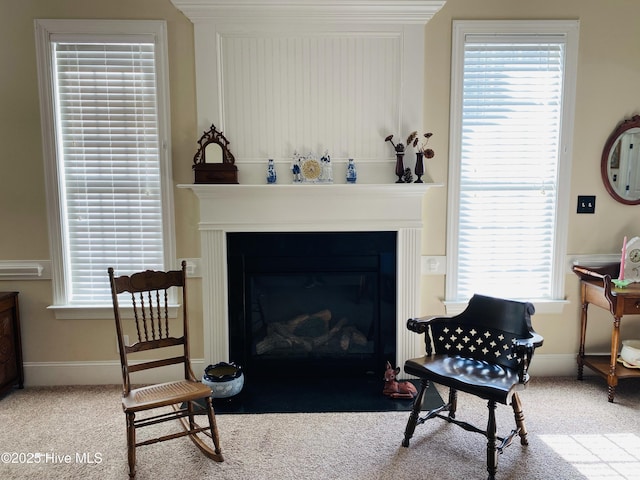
[194,377,443,415]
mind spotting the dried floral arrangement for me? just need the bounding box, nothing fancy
[385,132,434,158]
[406,131,435,158]
[385,131,435,183]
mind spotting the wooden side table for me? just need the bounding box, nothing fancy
[0,292,23,396]
[572,264,640,402]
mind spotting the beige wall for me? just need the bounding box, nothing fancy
[1,0,639,379]
[420,0,640,355]
[0,0,203,366]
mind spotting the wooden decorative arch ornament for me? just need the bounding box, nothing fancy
[192,124,239,184]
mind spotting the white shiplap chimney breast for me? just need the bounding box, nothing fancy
[172,0,446,184]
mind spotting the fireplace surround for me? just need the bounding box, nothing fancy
[179,183,440,377]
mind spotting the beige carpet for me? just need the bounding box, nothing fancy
[0,377,639,480]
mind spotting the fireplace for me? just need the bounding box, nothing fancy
[178,183,439,378]
[227,231,396,378]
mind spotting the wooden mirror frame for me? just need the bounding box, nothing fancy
[192,124,238,184]
[601,115,640,205]
[193,124,236,165]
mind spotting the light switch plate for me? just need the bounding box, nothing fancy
[577,195,596,214]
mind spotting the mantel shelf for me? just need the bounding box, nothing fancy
[178,182,442,195]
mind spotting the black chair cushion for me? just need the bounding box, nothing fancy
[404,354,527,405]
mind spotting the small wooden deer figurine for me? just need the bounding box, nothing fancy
[383,361,418,399]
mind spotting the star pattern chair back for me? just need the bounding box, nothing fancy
[428,294,536,373]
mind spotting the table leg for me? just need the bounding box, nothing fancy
[607,316,621,403]
[577,297,588,380]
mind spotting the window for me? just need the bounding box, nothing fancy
[446,20,579,313]
[35,20,175,317]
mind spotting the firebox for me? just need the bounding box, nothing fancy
[227,231,397,379]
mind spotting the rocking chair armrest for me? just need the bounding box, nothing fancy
[406,315,444,334]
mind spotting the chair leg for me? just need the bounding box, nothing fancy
[205,397,223,456]
[178,399,224,462]
[511,392,529,446]
[486,400,498,480]
[402,378,429,447]
[448,388,458,419]
[187,398,195,430]
[126,412,136,479]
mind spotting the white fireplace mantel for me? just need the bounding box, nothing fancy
[183,183,437,231]
[179,183,441,369]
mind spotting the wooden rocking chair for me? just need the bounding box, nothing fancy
[402,294,543,480]
[108,261,223,478]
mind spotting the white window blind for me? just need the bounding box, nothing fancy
[449,28,574,304]
[52,41,164,305]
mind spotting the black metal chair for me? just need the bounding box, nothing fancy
[402,294,543,480]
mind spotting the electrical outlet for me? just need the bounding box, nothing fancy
[577,195,596,214]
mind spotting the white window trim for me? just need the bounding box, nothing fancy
[445,20,580,315]
[34,19,176,319]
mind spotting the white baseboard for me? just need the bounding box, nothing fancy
[22,354,590,387]
[527,353,588,377]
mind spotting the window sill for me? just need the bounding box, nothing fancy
[443,299,570,316]
[48,304,179,320]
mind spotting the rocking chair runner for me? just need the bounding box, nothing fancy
[402,294,543,480]
[108,261,223,478]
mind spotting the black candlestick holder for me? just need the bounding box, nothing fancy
[395,152,405,183]
[414,152,424,183]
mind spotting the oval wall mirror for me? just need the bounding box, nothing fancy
[601,115,640,205]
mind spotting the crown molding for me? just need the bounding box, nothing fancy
[170,0,447,24]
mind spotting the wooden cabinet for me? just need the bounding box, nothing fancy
[0,292,23,395]
[573,264,640,402]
